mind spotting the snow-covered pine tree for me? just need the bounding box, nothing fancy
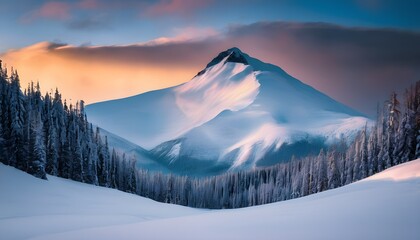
[388,92,400,167]
[344,143,354,185]
[0,63,6,164]
[96,128,110,187]
[46,118,59,175]
[110,148,118,189]
[396,86,419,163]
[28,111,47,179]
[26,83,47,179]
[316,149,327,192]
[416,82,420,159]
[327,150,340,189]
[71,127,84,182]
[83,123,98,185]
[395,110,415,164]
[367,125,378,175]
[8,70,26,170]
[0,115,4,164]
[417,131,420,159]
[127,155,137,193]
[360,124,369,179]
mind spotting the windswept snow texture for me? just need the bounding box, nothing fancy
[1,160,420,240]
[86,48,371,172]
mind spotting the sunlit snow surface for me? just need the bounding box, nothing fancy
[175,56,260,126]
[1,160,419,240]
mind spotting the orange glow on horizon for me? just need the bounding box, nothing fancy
[1,42,199,104]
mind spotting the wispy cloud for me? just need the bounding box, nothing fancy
[22,1,72,22]
[66,15,110,30]
[20,0,112,32]
[144,0,212,17]
[144,26,220,45]
[22,0,213,23]
[77,0,101,9]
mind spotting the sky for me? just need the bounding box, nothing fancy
[0,0,419,116]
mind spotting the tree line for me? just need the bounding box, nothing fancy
[0,61,137,193]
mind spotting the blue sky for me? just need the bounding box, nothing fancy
[1,0,419,53]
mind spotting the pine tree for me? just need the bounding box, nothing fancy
[415,82,420,158]
[417,131,420,159]
[387,92,400,167]
[71,128,83,182]
[46,122,59,175]
[367,125,378,175]
[344,143,354,185]
[395,88,418,163]
[88,124,99,185]
[316,149,327,192]
[127,155,137,193]
[110,148,118,189]
[0,65,6,164]
[377,108,387,172]
[96,128,110,187]
[28,111,47,179]
[327,150,340,189]
[8,71,26,169]
[360,125,369,179]
[352,134,362,181]
[0,70,8,164]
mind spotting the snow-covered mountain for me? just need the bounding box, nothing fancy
[86,47,370,174]
[2,160,419,239]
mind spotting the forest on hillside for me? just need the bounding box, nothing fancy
[0,61,137,194]
[136,83,420,208]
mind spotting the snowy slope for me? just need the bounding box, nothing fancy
[86,48,371,173]
[1,160,419,240]
[0,163,201,240]
[97,127,170,173]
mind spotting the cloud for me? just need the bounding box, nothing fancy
[144,0,212,17]
[21,0,109,24]
[67,16,110,30]
[144,26,220,45]
[2,21,419,116]
[22,1,72,22]
[23,0,212,23]
[77,0,100,9]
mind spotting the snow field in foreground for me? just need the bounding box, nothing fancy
[1,159,420,240]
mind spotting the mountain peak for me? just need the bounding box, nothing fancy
[197,47,249,76]
[212,47,248,66]
[226,47,244,55]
